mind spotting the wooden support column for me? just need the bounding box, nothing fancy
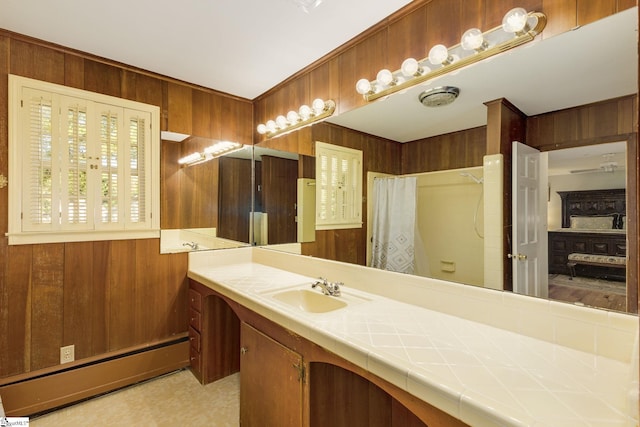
[484,98,527,291]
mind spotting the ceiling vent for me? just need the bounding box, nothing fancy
[418,86,460,107]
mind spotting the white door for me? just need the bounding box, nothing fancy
[512,141,548,297]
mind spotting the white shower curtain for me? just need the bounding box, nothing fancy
[371,176,421,274]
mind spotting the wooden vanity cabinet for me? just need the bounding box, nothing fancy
[188,279,240,384]
[190,279,468,426]
[240,322,303,426]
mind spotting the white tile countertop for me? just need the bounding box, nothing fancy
[188,247,638,427]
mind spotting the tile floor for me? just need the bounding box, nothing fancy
[29,369,239,426]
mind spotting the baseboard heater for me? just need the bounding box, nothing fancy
[0,335,190,417]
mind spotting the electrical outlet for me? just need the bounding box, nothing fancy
[60,344,75,364]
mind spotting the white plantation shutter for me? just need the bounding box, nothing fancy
[9,75,160,244]
[315,141,362,230]
[97,105,122,228]
[124,109,151,228]
[60,96,92,229]
[22,88,58,231]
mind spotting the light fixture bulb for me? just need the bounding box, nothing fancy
[428,44,451,65]
[312,98,325,114]
[257,123,267,134]
[401,58,422,77]
[299,105,312,120]
[286,110,299,123]
[376,69,394,86]
[266,120,277,133]
[461,28,486,51]
[276,115,288,129]
[356,78,372,95]
[502,7,529,33]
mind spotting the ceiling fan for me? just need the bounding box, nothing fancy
[570,153,619,174]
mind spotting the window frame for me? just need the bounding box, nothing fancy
[315,141,363,230]
[8,74,160,245]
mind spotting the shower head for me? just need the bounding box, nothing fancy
[460,172,483,184]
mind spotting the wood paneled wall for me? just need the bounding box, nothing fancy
[401,126,487,174]
[217,157,253,243]
[0,31,252,380]
[260,156,298,244]
[253,0,633,145]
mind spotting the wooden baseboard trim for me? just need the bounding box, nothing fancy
[0,339,190,416]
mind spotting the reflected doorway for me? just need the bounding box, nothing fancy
[545,141,628,311]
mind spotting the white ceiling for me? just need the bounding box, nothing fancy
[0,0,413,99]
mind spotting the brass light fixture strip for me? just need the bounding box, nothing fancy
[265,99,336,139]
[363,12,547,102]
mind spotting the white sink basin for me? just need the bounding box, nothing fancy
[263,285,371,314]
[271,289,348,313]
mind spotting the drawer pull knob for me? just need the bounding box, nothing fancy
[241,346,248,355]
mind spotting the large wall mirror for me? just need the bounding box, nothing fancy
[160,134,253,253]
[254,8,638,314]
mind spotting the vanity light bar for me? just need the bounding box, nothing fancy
[178,141,244,166]
[256,99,336,139]
[356,8,547,102]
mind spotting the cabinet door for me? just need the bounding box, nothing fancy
[240,322,303,426]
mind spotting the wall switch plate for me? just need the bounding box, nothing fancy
[60,344,75,364]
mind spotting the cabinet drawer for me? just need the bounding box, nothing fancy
[189,288,202,311]
[189,308,202,331]
[190,346,202,379]
[189,326,201,352]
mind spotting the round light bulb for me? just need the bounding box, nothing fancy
[275,115,287,129]
[502,7,528,33]
[266,120,277,133]
[257,123,267,134]
[428,44,450,65]
[312,98,326,114]
[299,105,312,120]
[286,110,299,124]
[401,58,420,77]
[356,78,372,95]
[461,28,485,51]
[376,69,394,86]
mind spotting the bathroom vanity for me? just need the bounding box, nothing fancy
[188,247,638,426]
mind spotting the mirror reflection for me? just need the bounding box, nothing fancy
[160,133,252,253]
[255,8,637,313]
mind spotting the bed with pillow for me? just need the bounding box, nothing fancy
[548,188,627,281]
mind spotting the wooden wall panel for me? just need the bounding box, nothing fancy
[167,82,193,135]
[161,141,182,229]
[426,0,463,49]
[1,244,31,377]
[0,36,8,238]
[30,244,65,371]
[387,5,428,70]
[401,126,486,174]
[577,0,617,26]
[526,96,636,151]
[83,60,121,97]
[63,53,84,89]
[9,39,65,84]
[260,156,298,244]
[91,241,110,355]
[217,157,252,243]
[63,242,95,361]
[108,240,137,351]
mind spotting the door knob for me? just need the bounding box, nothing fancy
[508,253,527,260]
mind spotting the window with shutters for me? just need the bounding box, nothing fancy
[315,141,362,230]
[8,75,160,244]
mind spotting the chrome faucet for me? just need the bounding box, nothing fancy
[182,241,199,250]
[312,277,341,297]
